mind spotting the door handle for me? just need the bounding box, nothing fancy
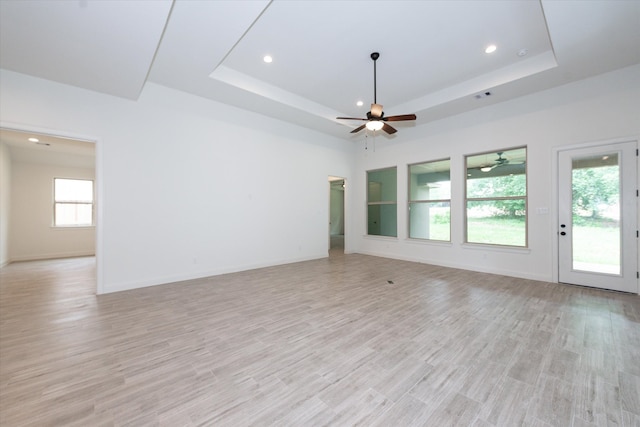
[560,231,566,236]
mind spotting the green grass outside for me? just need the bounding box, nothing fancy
[571,218,619,266]
[466,217,526,247]
[428,216,619,267]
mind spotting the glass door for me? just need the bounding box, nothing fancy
[558,141,637,293]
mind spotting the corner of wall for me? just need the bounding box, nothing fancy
[0,142,11,267]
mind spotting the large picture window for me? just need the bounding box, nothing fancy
[54,178,94,227]
[408,159,450,241]
[367,167,397,237]
[465,148,527,246]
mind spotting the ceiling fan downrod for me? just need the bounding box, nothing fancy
[371,52,379,104]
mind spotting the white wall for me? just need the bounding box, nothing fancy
[1,65,636,291]
[10,161,95,261]
[354,64,640,282]
[0,142,11,267]
[0,70,355,293]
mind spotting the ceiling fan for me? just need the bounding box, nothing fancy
[337,52,416,135]
[480,152,524,172]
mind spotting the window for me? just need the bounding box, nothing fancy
[367,167,397,237]
[408,159,451,241]
[465,148,527,246]
[54,178,94,226]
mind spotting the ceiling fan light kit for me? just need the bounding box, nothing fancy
[365,121,384,131]
[336,52,416,135]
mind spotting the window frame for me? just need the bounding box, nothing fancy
[464,146,528,247]
[53,177,95,227]
[366,166,398,237]
[407,158,451,242]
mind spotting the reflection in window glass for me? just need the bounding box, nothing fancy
[367,167,397,237]
[409,159,450,241]
[465,148,527,246]
[54,178,94,226]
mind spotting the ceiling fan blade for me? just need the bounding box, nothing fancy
[385,114,417,122]
[350,124,367,134]
[370,103,383,118]
[382,123,397,134]
[336,117,367,121]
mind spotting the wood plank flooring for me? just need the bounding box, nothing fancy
[1,255,639,426]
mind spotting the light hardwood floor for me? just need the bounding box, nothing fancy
[1,255,639,426]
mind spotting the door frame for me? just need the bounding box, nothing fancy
[328,175,347,255]
[0,120,104,294]
[552,136,639,293]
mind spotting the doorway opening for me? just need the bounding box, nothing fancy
[0,126,100,293]
[328,176,345,256]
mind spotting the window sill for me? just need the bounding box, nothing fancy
[363,234,398,241]
[51,225,96,230]
[461,243,530,254]
[405,238,453,247]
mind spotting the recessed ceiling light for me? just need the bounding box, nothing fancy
[356,101,364,107]
[485,45,497,54]
[28,137,39,142]
[517,48,528,57]
[263,55,273,63]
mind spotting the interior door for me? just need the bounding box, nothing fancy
[558,141,638,293]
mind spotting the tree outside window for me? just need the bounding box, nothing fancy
[465,148,527,246]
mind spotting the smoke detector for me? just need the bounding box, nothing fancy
[474,91,492,99]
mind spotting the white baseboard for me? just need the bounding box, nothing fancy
[9,251,95,263]
[101,253,329,294]
[355,249,552,283]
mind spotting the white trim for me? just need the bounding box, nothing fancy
[553,135,640,294]
[103,253,328,294]
[10,252,95,263]
[363,234,398,241]
[461,243,531,254]
[328,175,347,255]
[404,238,453,247]
[356,249,549,282]
[552,135,640,283]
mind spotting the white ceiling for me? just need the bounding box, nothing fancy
[1,0,639,142]
[0,0,172,100]
[0,128,95,168]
